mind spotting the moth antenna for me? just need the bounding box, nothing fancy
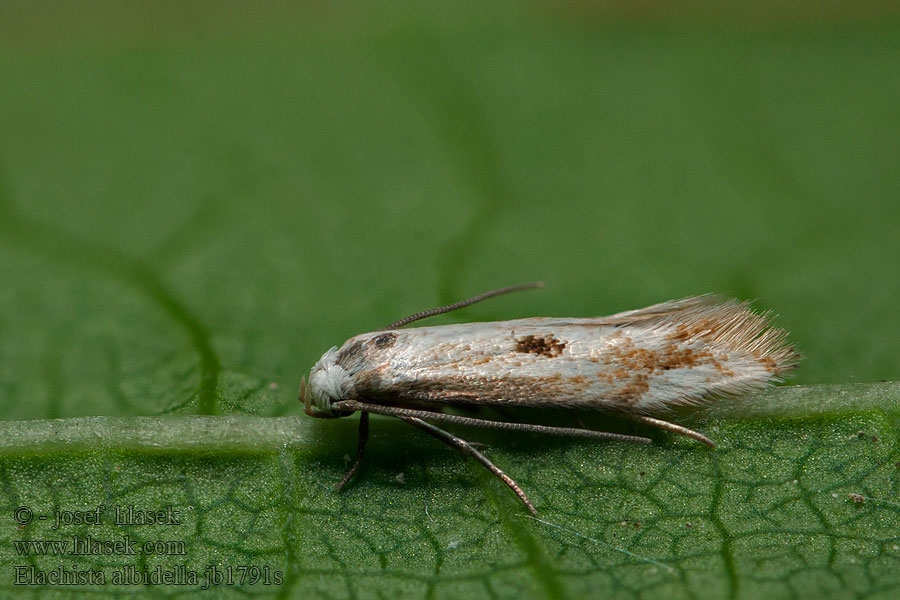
[627,415,716,447]
[299,376,311,414]
[333,400,652,444]
[382,282,544,330]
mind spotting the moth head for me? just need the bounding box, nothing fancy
[301,346,353,418]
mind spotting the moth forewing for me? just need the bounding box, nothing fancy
[334,301,797,414]
[300,285,799,514]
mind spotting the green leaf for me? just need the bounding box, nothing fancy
[0,383,898,598]
[1,1,899,597]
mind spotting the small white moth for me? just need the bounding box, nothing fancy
[300,283,799,514]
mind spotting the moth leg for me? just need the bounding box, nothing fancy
[628,415,715,447]
[335,411,370,491]
[400,416,538,516]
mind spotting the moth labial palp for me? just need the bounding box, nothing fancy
[299,282,800,514]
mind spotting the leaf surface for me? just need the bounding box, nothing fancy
[1,2,899,597]
[0,384,898,598]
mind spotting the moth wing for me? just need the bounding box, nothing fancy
[348,294,797,416]
[394,368,600,410]
[585,294,723,325]
[397,390,482,405]
[511,295,723,330]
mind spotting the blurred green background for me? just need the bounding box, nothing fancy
[0,1,898,422]
[2,3,900,599]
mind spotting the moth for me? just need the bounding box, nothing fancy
[300,283,799,514]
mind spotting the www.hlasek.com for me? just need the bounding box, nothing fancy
[14,535,185,557]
